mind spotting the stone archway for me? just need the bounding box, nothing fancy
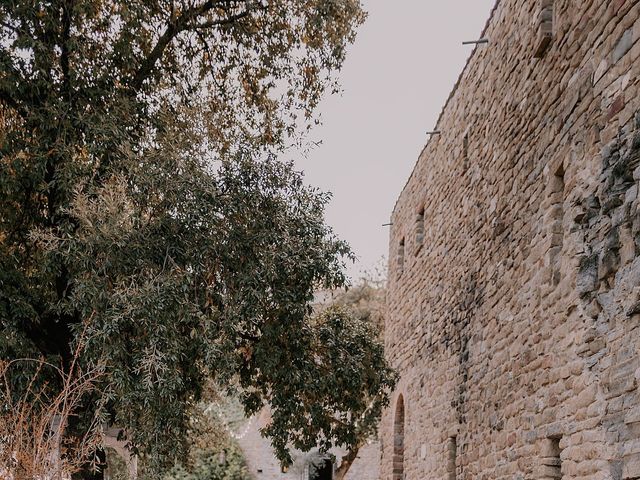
[392,395,405,480]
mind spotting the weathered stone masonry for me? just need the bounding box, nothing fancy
[382,1,640,480]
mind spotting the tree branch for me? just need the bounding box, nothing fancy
[191,8,255,30]
[130,1,261,91]
[0,87,26,117]
[0,50,29,117]
[60,0,74,102]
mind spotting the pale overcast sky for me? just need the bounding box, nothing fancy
[294,0,496,281]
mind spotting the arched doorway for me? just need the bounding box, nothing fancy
[393,395,405,480]
[309,457,333,480]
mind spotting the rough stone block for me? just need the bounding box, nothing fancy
[613,29,634,64]
[623,453,640,479]
[577,254,600,296]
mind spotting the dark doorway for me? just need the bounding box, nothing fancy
[309,457,332,480]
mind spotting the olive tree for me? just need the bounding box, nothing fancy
[0,0,396,476]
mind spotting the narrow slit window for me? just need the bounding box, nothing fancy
[463,133,469,170]
[447,436,457,480]
[415,208,425,250]
[540,437,562,479]
[534,0,554,58]
[398,238,405,274]
[550,165,565,285]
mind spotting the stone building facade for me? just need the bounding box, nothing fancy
[381,1,640,480]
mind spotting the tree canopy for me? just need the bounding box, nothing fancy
[0,0,397,477]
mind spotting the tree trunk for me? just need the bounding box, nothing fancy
[334,446,360,480]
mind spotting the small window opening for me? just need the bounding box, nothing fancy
[463,133,469,170]
[549,164,565,285]
[397,238,405,275]
[541,436,562,479]
[447,436,457,480]
[534,0,554,58]
[415,208,425,250]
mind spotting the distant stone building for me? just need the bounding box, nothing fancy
[237,408,380,480]
[381,1,640,480]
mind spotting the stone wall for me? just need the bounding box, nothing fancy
[381,1,640,480]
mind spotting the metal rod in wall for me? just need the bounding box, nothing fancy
[462,38,489,45]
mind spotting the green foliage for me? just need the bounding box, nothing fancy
[164,402,251,480]
[105,447,130,480]
[241,303,397,465]
[0,0,397,477]
[330,274,386,336]
[166,444,250,480]
[318,276,394,480]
